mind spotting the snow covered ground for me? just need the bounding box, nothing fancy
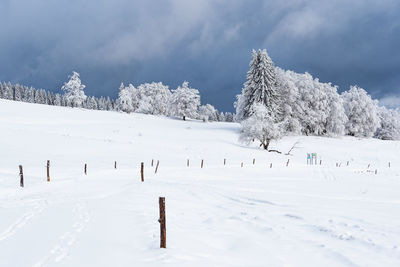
[1,99,400,267]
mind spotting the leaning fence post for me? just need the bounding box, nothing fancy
[201,159,204,168]
[286,159,290,167]
[84,163,87,175]
[47,160,50,182]
[158,197,166,248]
[19,165,24,187]
[155,160,159,174]
[141,162,144,182]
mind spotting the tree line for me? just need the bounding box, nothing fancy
[0,72,234,122]
[236,49,400,151]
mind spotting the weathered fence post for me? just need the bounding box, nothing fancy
[320,160,322,165]
[114,161,117,169]
[47,160,50,182]
[84,163,87,175]
[158,197,166,248]
[286,159,290,167]
[375,169,378,175]
[347,161,349,166]
[151,159,154,167]
[253,158,255,165]
[19,165,24,187]
[187,159,189,167]
[241,162,243,168]
[389,162,391,168]
[155,160,159,174]
[141,162,144,182]
[201,159,204,168]
[224,159,226,166]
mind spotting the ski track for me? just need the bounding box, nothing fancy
[0,200,46,241]
[32,201,90,267]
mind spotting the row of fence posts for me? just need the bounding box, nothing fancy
[16,157,394,249]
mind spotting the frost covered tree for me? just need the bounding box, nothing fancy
[116,83,134,113]
[276,69,346,136]
[235,49,281,122]
[239,103,282,151]
[341,86,379,137]
[61,71,87,108]
[375,106,400,140]
[136,82,171,115]
[225,112,234,122]
[198,104,218,122]
[169,81,200,120]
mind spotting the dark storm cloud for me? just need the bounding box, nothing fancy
[0,0,399,111]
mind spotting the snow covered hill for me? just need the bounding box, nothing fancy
[1,99,400,267]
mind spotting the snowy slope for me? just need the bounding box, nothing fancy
[0,99,400,267]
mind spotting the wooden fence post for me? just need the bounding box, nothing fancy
[187,159,189,167]
[375,169,377,175]
[47,160,50,182]
[155,160,159,174]
[286,159,290,167]
[270,163,272,168]
[319,160,322,165]
[141,162,144,182]
[241,162,243,168]
[347,161,349,166]
[368,164,370,169]
[224,159,226,166]
[158,197,166,248]
[151,159,154,167]
[201,159,204,168]
[114,161,117,169]
[19,165,24,187]
[389,162,391,168]
[253,159,255,165]
[84,163,87,175]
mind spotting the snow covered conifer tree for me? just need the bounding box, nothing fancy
[341,86,380,137]
[235,49,281,122]
[61,71,87,108]
[116,83,134,113]
[169,81,200,120]
[239,103,282,150]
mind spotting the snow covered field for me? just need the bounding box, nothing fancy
[1,99,400,267]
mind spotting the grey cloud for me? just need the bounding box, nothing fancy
[0,0,399,111]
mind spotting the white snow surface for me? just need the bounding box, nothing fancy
[0,99,400,267]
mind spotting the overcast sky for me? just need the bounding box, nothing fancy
[0,0,399,111]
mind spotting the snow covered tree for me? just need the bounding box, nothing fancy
[235,49,281,122]
[136,82,171,115]
[116,83,134,113]
[276,69,346,136]
[341,86,380,137]
[225,112,234,122]
[239,103,282,150]
[61,71,87,108]
[169,81,200,120]
[275,68,302,134]
[198,104,218,122]
[375,106,400,140]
